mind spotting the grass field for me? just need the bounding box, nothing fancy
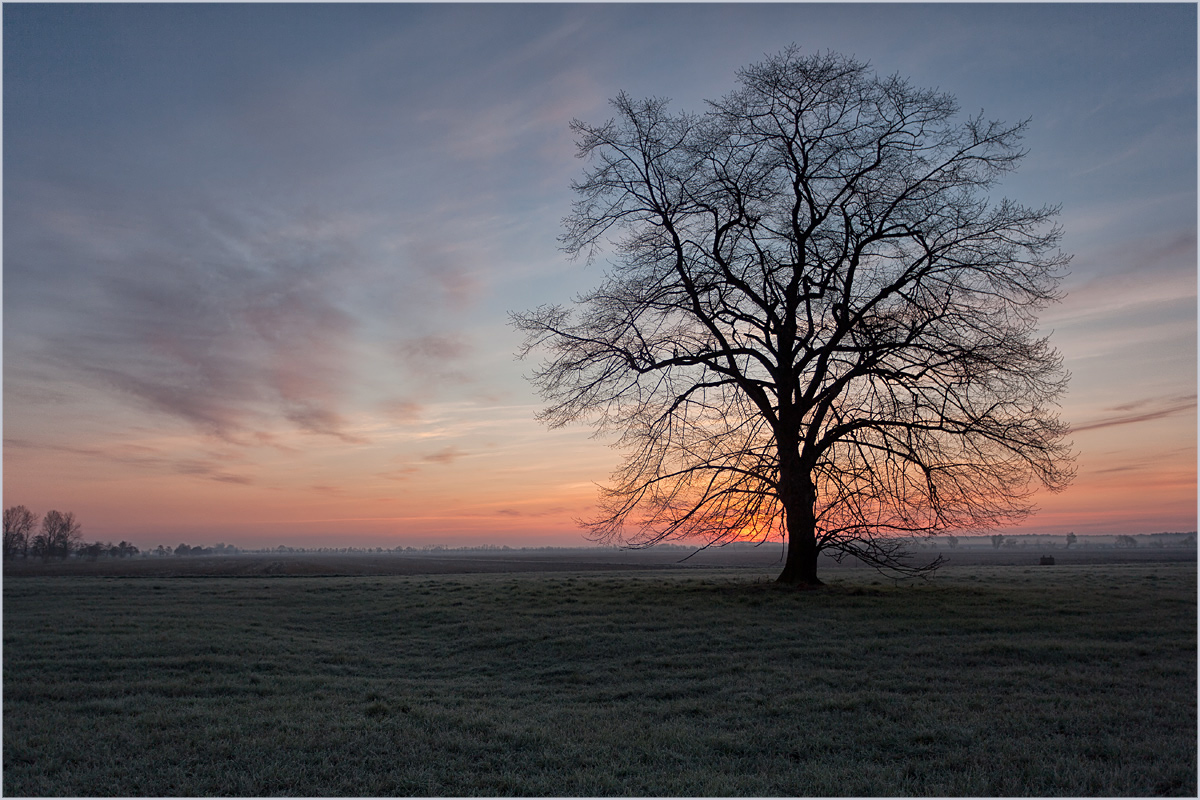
[4,561,1196,796]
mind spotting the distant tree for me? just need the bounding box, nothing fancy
[3,505,37,559]
[515,47,1074,585]
[113,541,138,558]
[991,534,1006,550]
[80,541,108,561]
[1065,531,1077,549]
[32,511,82,560]
[945,535,959,549]
[1114,535,1138,548]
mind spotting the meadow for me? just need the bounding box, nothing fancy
[4,559,1196,796]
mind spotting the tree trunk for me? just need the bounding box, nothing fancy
[776,476,823,588]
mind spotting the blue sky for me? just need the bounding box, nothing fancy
[4,3,1196,547]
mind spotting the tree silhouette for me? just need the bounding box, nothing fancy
[515,48,1074,585]
[31,510,82,560]
[3,505,37,559]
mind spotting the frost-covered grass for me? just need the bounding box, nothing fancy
[4,562,1195,796]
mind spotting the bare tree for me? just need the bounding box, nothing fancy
[32,510,82,560]
[3,505,37,559]
[515,48,1074,586]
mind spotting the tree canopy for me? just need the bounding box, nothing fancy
[515,48,1074,585]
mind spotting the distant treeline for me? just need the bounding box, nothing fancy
[66,535,1200,556]
[4,506,86,560]
[233,544,628,554]
[5,503,1195,560]
[141,543,659,555]
[151,543,241,557]
[968,532,1197,550]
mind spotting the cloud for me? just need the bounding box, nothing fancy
[1040,230,1196,363]
[390,333,476,391]
[494,506,570,518]
[406,239,484,313]
[422,446,465,464]
[378,466,419,483]
[1072,395,1197,433]
[8,193,381,442]
[208,474,255,486]
[3,17,505,450]
[1045,230,1195,323]
[398,334,470,363]
[378,399,425,423]
[5,437,256,486]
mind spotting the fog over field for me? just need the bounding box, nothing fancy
[5,536,1195,580]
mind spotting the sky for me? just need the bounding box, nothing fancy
[4,3,1196,550]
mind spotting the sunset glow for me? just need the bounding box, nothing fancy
[4,4,1195,550]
